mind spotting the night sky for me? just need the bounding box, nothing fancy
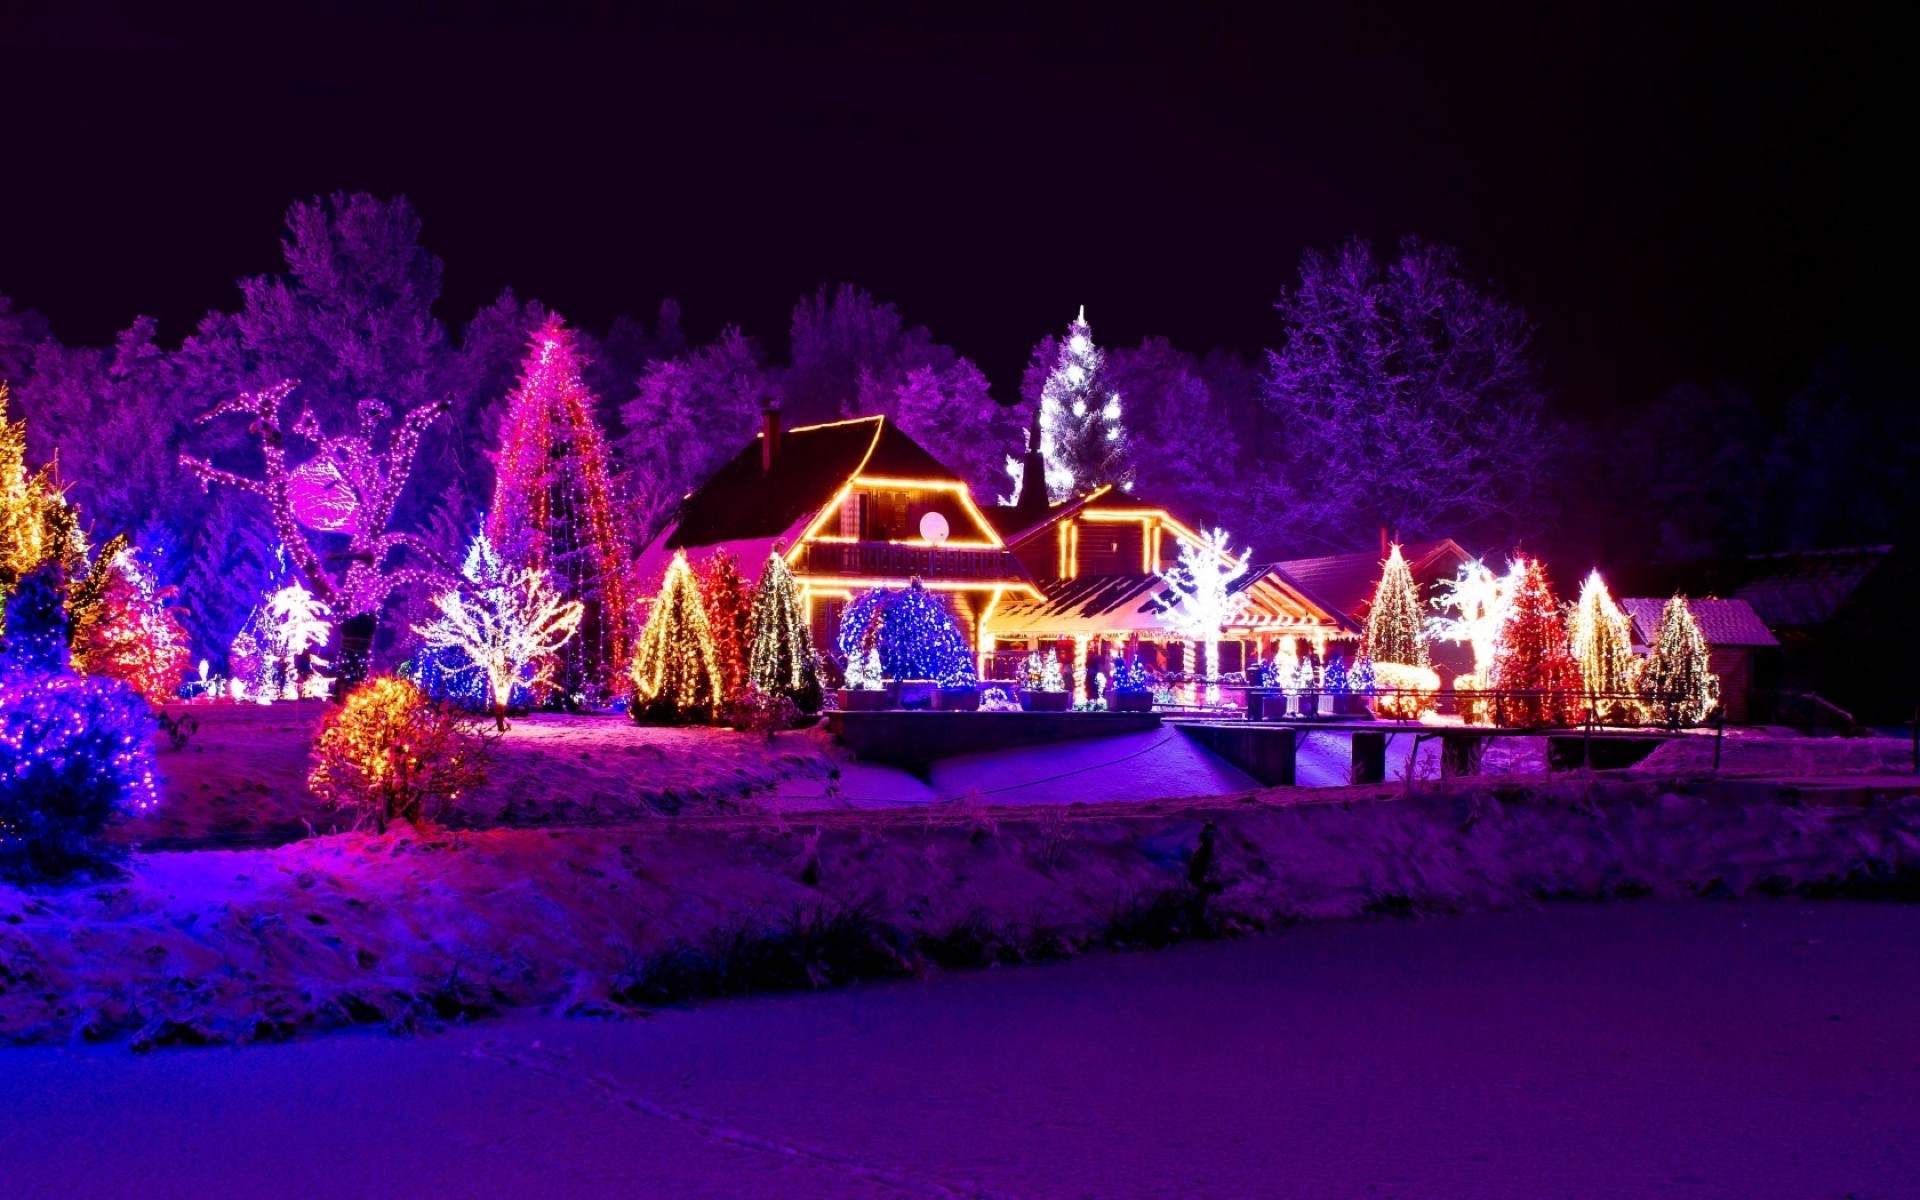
[1,1,1904,417]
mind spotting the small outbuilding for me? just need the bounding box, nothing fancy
[1621,597,1778,723]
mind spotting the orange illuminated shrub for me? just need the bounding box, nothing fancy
[308,676,491,830]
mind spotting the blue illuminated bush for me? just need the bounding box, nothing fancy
[0,568,159,879]
[834,580,977,686]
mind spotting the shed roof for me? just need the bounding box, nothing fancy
[1733,545,1892,628]
[1621,597,1780,650]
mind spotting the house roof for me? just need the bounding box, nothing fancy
[988,563,1359,639]
[1733,545,1892,628]
[664,416,958,551]
[982,484,1176,549]
[1274,539,1474,622]
[1621,597,1779,650]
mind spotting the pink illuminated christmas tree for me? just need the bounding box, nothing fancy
[486,317,631,706]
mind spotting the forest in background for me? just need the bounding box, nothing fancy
[1,191,1914,672]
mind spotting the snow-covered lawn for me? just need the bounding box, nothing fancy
[4,901,1916,1198]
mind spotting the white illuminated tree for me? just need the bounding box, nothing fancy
[1019,306,1131,502]
[1427,558,1514,682]
[259,581,334,699]
[1156,528,1250,681]
[415,531,585,730]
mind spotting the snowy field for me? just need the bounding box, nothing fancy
[3,900,1915,1199]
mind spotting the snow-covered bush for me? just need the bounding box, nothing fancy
[308,676,492,830]
[0,568,159,879]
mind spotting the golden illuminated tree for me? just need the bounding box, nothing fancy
[1569,569,1641,724]
[308,676,492,831]
[0,385,86,628]
[746,551,820,710]
[414,531,584,730]
[1642,595,1720,727]
[630,550,723,723]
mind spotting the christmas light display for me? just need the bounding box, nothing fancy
[835,580,977,685]
[1155,527,1250,682]
[67,541,190,706]
[698,550,753,703]
[1487,557,1583,726]
[1570,569,1643,724]
[1023,649,1066,692]
[181,381,460,625]
[629,550,723,723]
[229,580,335,701]
[1364,544,1430,668]
[845,645,885,691]
[746,551,821,712]
[1113,654,1151,694]
[0,565,158,878]
[0,385,86,631]
[1370,660,1440,717]
[1642,595,1721,727]
[487,318,632,706]
[1011,307,1133,503]
[1350,653,1377,696]
[308,676,492,831]
[414,531,585,730]
[1427,558,1514,680]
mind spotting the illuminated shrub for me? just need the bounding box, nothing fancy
[308,676,491,830]
[0,568,159,879]
[1371,661,1440,719]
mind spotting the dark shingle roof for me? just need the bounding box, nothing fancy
[1734,545,1892,628]
[1274,539,1474,622]
[665,417,959,550]
[1621,597,1779,649]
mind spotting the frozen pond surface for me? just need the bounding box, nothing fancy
[4,900,1917,1197]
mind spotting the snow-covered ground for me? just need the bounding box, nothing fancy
[4,901,1916,1199]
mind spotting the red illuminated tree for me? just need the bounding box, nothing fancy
[698,549,753,704]
[486,317,632,706]
[68,540,191,705]
[1487,557,1583,726]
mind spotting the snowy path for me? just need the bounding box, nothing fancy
[4,900,1917,1198]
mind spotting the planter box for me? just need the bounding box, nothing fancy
[934,687,980,711]
[1020,689,1071,712]
[1318,693,1372,718]
[837,688,891,712]
[1109,691,1154,713]
[896,680,937,710]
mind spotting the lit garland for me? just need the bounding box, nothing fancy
[68,541,190,706]
[698,549,753,704]
[1569,569,1643,724]
[836,580,977,686]
[0,385,87,633]
[1642,595,1721,726]
[0,565,159,877]
[181,381,460,620]
[308,676,492,831]
[486,318,632,707]
[1363,543,1429,668]
[414,530,584,730]
[1155,527,1249,682]
[745,551,821,710]
[1487,557,1584,726]
[629,549,723,722]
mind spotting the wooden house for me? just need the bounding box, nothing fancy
[636,411,1038,666]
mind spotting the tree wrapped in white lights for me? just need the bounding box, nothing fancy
[1156,528,1250,682]
[415,531,585,730]
[230,580,334,701]
[1015,307,1131,503]
[1641,595,1720,727]
[1569,569,1642,724]
[1427,558,1516,724]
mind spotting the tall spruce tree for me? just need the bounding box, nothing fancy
[487,317,631,706]
[1570,569,1639,723]
[1032,307,1131,502]
[698,549,753,705]
[1363,544,1428,667]
[746,551,821,712]
[629,551,721,723]
[1642,595,1720,727]
[1488,557,1583,726]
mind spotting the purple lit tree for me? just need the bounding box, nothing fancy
[1262,236,1555,552]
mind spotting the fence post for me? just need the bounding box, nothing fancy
[1713,712,1724,774]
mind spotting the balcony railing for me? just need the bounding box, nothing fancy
[801,541,1017,581]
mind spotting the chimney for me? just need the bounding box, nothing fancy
[762,401,782,473]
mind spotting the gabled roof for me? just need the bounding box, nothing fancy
[983,484,1166,549]
[1621,597,1779,650]
[1734,545,1892,628]
[988,562,1357,638]
[664,416,959,551]
[1274,539,1474,622]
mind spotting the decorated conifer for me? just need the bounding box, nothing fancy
[68,542,190,706]
[487,317,631,705]
[698,549,753,704]
[629,550,722,723]
[746,551,821,712]
[1363,544,1428,668]
[1642,595,1720,727]
[1488,557,1583,726]
[1570,569,1641,724]
[0,386,86,633]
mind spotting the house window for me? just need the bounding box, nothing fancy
[838,492,866,539]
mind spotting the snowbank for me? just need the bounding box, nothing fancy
[8,774,1920,1047]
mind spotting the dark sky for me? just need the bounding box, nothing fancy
[1,1,1904,416]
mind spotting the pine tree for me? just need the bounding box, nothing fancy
[1156,528,1249,681]
[488,317,631,706]
[1488,557,1583,726]
[1033,307,1131,501]
[0,385,86,629]
[1642,595,1720,727]
[629,550,722,723]
[746,551,820,712]
[1569,569,1640,723]
[1362,543,1428,667]
[698,549,753,704]
[68,542,190,706]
